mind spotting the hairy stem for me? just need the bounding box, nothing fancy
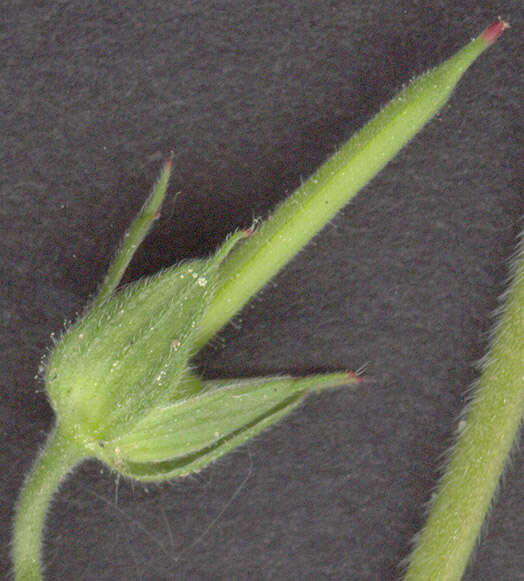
[13,427,86,581]
[404,232,524,581]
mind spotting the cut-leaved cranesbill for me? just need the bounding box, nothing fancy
[12,20,507,581]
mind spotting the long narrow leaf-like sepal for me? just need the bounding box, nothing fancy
[98,371,361,481]
[94,157,173,307]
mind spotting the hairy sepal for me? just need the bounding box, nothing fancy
[46,231,248,447]
[98,371,358,481]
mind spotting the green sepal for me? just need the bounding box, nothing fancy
[94,157,173,308]
[96,371,360,481]
[46,230,248,445]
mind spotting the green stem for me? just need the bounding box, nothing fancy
[93,157,173,308]
[194,22,503,350]
[13,426,86,581]
[404,235,524,581]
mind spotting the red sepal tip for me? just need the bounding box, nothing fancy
[480,18,510,46]
[347,370,363,383]
[161,150,175,171]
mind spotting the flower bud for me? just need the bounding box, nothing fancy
[42,161,360,483]
[45,225,359,481]
[46,231,248,472]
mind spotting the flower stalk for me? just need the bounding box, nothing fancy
[404,181,524,580]
[12,20,507,581]
[13,428,86,581]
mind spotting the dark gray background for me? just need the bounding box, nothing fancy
[2,2,522,580]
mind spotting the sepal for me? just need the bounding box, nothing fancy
[94,371,360,481]
[46,231,248,445]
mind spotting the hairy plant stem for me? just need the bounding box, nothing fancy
[13,427,86,581]
[404,235,524,581]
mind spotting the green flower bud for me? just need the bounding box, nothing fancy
[45,219,359,481]
[45,230,248,475]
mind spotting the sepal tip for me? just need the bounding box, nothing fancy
[480,18,509,46]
